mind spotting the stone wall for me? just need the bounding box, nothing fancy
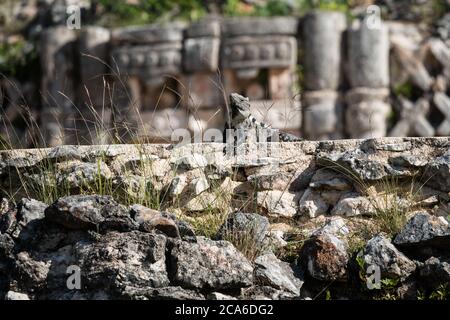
[1,137,449,217]
[2,11,450,147]
[1,137,449,300]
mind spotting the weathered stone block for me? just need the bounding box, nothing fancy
[111,22,186,45]
[222,17,299,37]
[184,20,221,73]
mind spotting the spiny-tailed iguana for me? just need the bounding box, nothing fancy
[224,93,303,143]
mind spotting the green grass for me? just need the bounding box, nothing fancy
[394,82,414,100]
[322,159,424,238]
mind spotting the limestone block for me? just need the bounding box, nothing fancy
[184,20,221,73]
[221,17,297,84]
[427,38,450,69]
[257,190,298,218]
[184,37,220,73]
[298,188,329,218]
[111,23,186,87]
[390,44,432,91]
[390,98,435,137]
[433,92,450,136]
[111,22,186,45]
[222,17,299,37]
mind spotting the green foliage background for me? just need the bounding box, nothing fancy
[96,0,354,26]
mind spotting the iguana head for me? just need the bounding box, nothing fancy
[229,93,251,120]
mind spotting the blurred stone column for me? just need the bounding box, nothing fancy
[301,11,346,140]
[181,19,224,141]
[346,20,391,138]
[345,88,390,138]
[40,26,77,147]
[110,23,187,143]
[302,91,341,140]
[77,26,111,144]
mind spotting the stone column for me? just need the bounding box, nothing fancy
[302,91,342,140]
[346,20,391,138]
[345,88,390,138]
[77,26,111,144]
[40,26,77,146]
[182,19,224,141]
[301,11,346,140]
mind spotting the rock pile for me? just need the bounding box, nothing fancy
[0,137,449,299]
[0,196,303,300]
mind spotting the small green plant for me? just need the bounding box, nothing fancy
[355,256,403,300]
[322,159,423,238]
[224,0,292,17]
[183,209,228,239]
[0,40,37,78]
[274,226,307,263]
[221,227,270,262]
[175,172,234,239]
[394,82,414,100]
[275,238,305,263]
[429,284,450,300]
[355,253,367,284]
[373,278,401,300]
[380,278,399,289]
[369,180,411,237]
[296,0,351,13]
[417,284,450,300]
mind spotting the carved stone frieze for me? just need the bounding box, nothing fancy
[111,43,182,82]
[222,36,296,71]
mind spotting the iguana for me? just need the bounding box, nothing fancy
[224,93,303,143]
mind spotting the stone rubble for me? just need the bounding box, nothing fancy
[0,137,449,299]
